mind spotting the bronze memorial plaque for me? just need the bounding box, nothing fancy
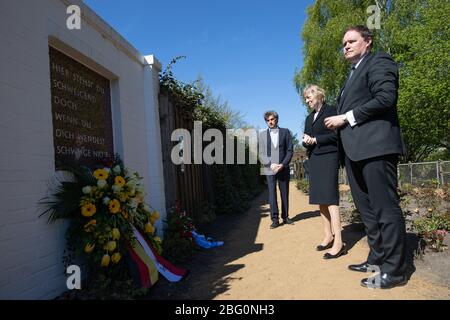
[49,46,114,169]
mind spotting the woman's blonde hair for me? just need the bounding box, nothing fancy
[303,84,326,103]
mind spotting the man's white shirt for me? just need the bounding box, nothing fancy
[269,128,279,149]
[269,128,280,171]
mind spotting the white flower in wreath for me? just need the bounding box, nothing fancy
[112,165,121,174]
[112,184,121,193]
[103,196,111,205]
[143,204,151,213]
[126,180,137,189]
[82,186,92,194]
[97,179,107,188]
[136,185,145,194]
[124,169,133,179]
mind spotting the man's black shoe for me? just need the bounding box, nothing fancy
[348,261,379,273]
[270,221,280,229]
[360,273,407,289]
[283,218,294,225]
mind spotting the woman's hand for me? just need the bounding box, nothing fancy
[303,134,317,145]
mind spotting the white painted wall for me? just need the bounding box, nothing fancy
[0,0,166,299]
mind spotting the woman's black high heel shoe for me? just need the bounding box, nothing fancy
[323,244,347,259]
[316,239,334,251]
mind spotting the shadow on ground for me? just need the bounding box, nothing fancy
[291,210,320,221]
[342,223,365,251]
[144,190,268,300]
[291,211,366,252]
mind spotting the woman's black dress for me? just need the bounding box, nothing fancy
[302,104,340,205]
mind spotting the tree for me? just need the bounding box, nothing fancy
[291,132,302,151]
[384,0,450,161]
[295,0,450,161]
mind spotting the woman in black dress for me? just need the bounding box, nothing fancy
[302,85,346,259]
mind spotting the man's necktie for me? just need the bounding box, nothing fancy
[340,65,356,98]
[348,65,356,80]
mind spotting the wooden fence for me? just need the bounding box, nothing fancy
[159,94,206,216]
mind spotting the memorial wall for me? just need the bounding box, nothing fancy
[49,46,114,168]
[0,0,165,299]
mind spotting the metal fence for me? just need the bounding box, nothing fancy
[294,160,449,187]
[337,161,449,187]
[398,161,450,186]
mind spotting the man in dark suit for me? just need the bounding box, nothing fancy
[259,111,294,229]
[324,25,407,289]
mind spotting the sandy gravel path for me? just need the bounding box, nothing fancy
[148,182,449,300]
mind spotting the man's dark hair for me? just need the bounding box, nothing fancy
[264,111,279,121]
[344,25,373,47]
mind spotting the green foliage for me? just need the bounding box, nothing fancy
[211,163,264,216]
[424,148,450,162]
[59,272,150,300]
[295,179,309,194]
[39,160,96,223]
[399,183,449,252]
[160,58,264,224]
[291,133,302,151]
[413,213,450,234]
[193,200,216,226]
[413,213,449,252]
[39,155,162,298]
[388,0,450,162]
[398,183,414,195]
[162,206,196,264]
[295,0,373,103]
[160,56,204,113]
[296,0,450,162]
[211,164,241,215]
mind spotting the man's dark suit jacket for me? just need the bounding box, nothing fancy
[302,104,339,158]
[259,127,293,171]
[337,52,405,161]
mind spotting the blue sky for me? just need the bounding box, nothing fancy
[83,0,315,138]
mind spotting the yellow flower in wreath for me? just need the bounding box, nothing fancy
[106,240,117,252]
[101,254,110,267]
[150,210,160,223]
[144,222,155,234]
[152,210,160,220]
[84,243,95,253]
[119,193,129,202]
[109,199,120,214]
[111,228,120,240]
[81,203,96,217]
[111,252,121,264]
[93,168,109,180]
[114,176,126,187]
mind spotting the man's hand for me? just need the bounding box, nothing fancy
[270,163,284,174]
[324,115,346,130]
[302,134,317,145]
[273,164,284,174]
